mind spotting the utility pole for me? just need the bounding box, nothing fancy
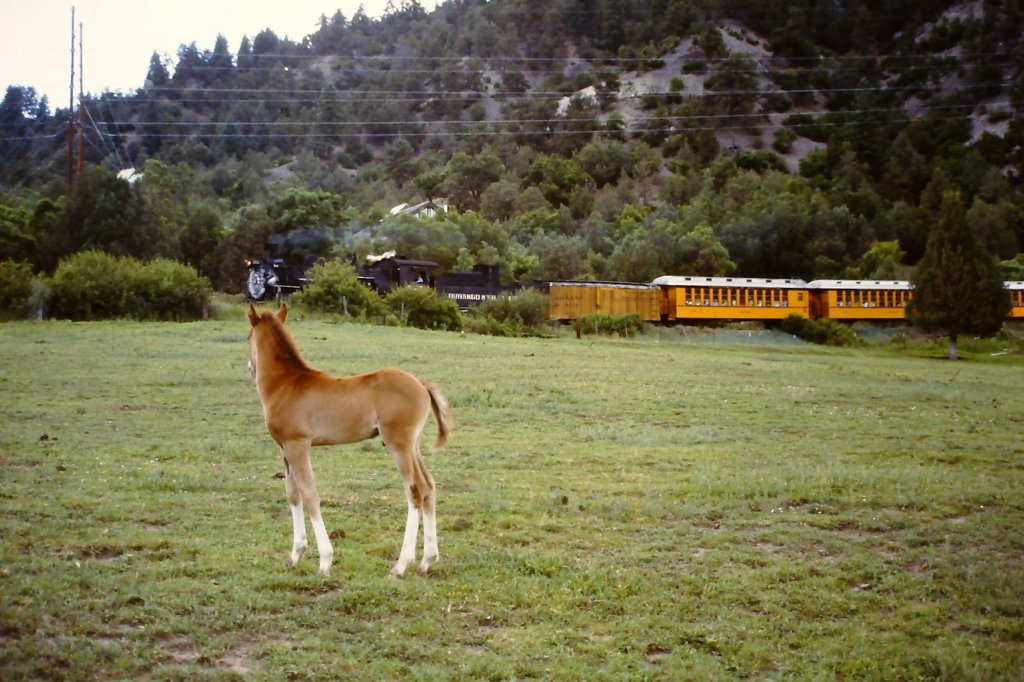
[67,6,75,195]
[78,19,85,176]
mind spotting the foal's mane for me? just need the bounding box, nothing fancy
[260,311,313,372]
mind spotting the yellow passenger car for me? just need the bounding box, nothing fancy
[1008,282,1024,318]
[652,276,811,321]
[545,281,660,321]
[808,280,912,321]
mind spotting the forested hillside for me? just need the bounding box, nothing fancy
[2,0,1022,294]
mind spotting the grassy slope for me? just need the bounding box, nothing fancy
[1,314,1022,680]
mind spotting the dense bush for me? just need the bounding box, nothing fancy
[464,289,550,336]
[772,128,796,154]
[579,312,647,337]
[0,261,33,317]
[780,314,862,346]
[290,261,385,319]
[47,250,209,320]
[48,251,134,320]
[386,286,463,331]
[128,258,210,320]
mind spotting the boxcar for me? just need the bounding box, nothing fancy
[652,276,811,322]
[544,281,661,321]
[807,280,912,321]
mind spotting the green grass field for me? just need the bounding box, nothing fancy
[2,311,1023,680]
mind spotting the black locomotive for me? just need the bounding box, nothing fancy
[245,237,509,310]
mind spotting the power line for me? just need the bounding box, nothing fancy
[184,49,1024,64]
[88,102,984,131]
[89,113,979,141]
[164,54,1012,79]
[94,82,1010,111]
[129,77,1013,98]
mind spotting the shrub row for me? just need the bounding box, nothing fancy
[464,289,550,337]
[291,263,560,336]
[578,312,648,337]
[289,261,385,319]
[780,314,863,346]
[0,261,34,318]
[290,260,463,331]
[0,251,210,321]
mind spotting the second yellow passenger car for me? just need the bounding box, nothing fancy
[652,276,812,322]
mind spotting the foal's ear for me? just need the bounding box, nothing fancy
[276,303,289,324]
[247,304,260,326]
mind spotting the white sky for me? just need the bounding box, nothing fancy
[0,1,439,109]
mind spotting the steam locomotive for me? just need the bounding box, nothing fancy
[245,248,508,311]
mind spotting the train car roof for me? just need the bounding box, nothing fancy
[1006,281,1024,291]
[651,275,809,289]
[389,258,441,268]
[545,280,658,290]
[808,279,913,290]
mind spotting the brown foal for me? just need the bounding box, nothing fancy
[247,304,452,577]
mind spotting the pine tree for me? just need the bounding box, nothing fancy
[144,53,169,88]
[908,190,1011,360]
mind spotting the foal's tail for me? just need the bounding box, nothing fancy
[422,380,454,449]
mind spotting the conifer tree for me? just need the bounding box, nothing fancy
[145,53,169,88]
[908,190,1011,360]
